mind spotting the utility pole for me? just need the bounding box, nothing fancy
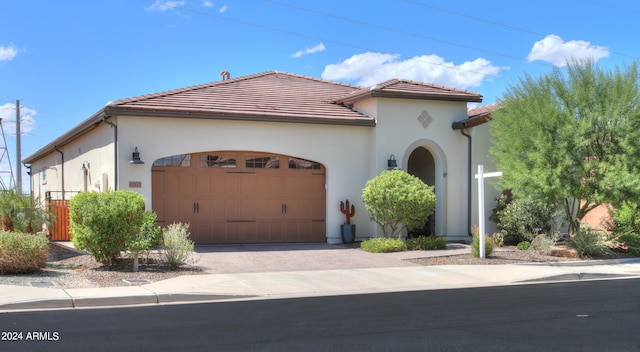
[16,99,21,194]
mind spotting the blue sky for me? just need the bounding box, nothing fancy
[0,0,638,190]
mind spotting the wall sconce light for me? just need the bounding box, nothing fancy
[129,147,145,164]
[80,161,90,172]
[387,154,398,170]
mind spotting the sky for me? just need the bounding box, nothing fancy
[1,0,639,191]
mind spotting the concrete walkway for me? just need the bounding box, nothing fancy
[2,243,640,311]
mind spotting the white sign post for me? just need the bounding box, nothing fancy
[475,165,502,258]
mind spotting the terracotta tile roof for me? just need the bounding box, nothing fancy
[334,78,483,104]
[452,103,500,130]
[467,103,500,118]
[106,71,373,125]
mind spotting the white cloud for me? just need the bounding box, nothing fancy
[0,103,36,135]
[291,43,326,58]
[219,5,228,13]
[202,1,213,7]
[527,34,609,66]
[146,0,186,12]
[0,45,17,61]
[321,52,503,89]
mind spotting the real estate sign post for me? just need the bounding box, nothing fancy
[475,165,502,258]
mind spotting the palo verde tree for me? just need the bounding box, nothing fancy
[490,60,640,233]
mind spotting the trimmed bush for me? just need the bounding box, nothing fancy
[362,170,436,238]
[360,237,407,253]
[70,191,147,265]
[162,222,195,270]
[517,241,531,250]
[0,232,48,274]
[471,233,494,257]
[406,236,446,251]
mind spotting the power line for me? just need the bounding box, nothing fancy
[403,0,638,60]
[265,0,553,68]
[140,0,510,82]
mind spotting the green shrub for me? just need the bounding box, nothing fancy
[608,201,640,235]
[126,211,162,272]
[618,233,640,256]
[0,232,48,274]
[70,191,146,265]
[406,236,446,250]
[471,233,494,257]
[360,237,407,253]
[517,241,531,250]
[493,196,558,242]
[570,226,610,258]
[162,222,195,270]
[362,170,436,238]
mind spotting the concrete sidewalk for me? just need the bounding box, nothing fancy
[2,249,640,311]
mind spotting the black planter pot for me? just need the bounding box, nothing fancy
[341,224,356,244]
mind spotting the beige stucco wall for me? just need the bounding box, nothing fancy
[29,123,115,201]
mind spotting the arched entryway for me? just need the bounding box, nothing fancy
[407,146,436,236]
[151,151,326,244]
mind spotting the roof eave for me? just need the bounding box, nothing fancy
[23,109,108,163]
[336,91,483,105]
[104,106,376,127]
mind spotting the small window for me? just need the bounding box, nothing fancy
[288,157,321,169]
[246,156,279,169]
[153,154,191,167]
[201,155,236,168]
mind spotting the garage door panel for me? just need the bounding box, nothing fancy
[178,198,196,220]
[254,199,283,219]
[239,222,258,242]
[209,174,226,195]
[225,175,240,195]
[284,199,312,219]
[178,174,193,195]
[238,174,256,196]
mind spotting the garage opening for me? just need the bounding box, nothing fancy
[152,151,326,244]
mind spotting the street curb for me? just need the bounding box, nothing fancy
[515,258,640,267]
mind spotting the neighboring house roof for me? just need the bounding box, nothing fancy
[452,103,501,129]
[334,78,483,105]
[24,71,483,163]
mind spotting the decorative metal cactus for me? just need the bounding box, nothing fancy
[340,199,356,224]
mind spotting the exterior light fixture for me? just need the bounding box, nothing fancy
[80,161,89,172]
[387,155,398,170]
[129,147,145,164]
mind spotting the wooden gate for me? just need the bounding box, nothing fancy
[45,191,78,241]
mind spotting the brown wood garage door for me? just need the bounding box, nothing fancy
[152,151,326,244]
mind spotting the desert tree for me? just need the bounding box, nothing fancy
[490,60,640,233]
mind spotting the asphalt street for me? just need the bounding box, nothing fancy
[1,278,640,351]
